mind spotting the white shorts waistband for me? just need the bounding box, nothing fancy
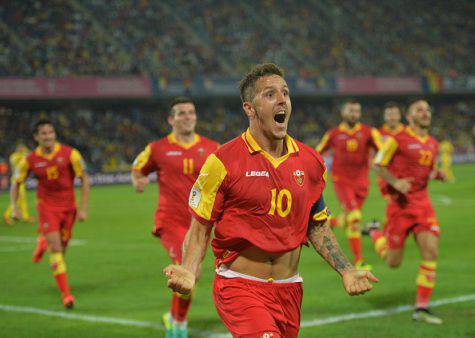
[216,265,303,283]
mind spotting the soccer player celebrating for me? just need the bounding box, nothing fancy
[316,100,382,270]
[4,143,33,224]
[164,64,377,337]
[131,97,219,337]
[10,120,89,308]
[369,99,446,324]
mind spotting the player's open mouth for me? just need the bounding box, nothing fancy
[274,111,286,124]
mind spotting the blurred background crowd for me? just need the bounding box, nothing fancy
[1,0,474,173]
[1,0,473,78]
[1,98,473,173]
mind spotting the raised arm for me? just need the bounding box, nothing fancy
[164,217,213,295]
[10,157,29,219]
[307,196,378,295]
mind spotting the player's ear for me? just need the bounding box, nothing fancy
[167,114,174,127]
[243,102,255,119]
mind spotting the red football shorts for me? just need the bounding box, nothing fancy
[213,275,303,338]
[332,178,369,211]
[385,198,440,249]
[38,207,77,245]
[154,220,189,264]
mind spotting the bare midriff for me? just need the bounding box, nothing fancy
[227,245,301,280]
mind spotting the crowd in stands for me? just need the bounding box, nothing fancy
[0,99,473,173]
[1,0,473,78]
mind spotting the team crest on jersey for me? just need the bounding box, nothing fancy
[293,169,305,186]
[198,147,206,156]
[35,162,47,168]
[56,157,64,163]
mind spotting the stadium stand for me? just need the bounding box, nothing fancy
[1,0,473,77]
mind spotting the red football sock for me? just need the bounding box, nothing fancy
[415,261,436,309]
[50,252,71,297]
[54,273,71,297]
[348,237,362,263]
[170,292,192,322]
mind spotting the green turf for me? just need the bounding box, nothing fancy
[0,163,474,337]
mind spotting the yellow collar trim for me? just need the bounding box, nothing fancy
[382,123,404,135]
[168,133,200,149]
[35,143,61,160]
[406,127,429,143]
[241,128,299,168]
[338,122,361,135]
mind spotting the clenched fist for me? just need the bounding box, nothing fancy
[163,265,195,295]
[342,269,378,296]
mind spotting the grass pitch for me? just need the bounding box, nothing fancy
[0,163,474,337]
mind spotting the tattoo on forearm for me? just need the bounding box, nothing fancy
[308,222,352,274]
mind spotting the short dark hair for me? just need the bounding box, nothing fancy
[384,101,401,111]
[169,96,195,116]
[339,98,360,112]
[239,63,284,102]
[32,119,54,135]
[406,97,427,114]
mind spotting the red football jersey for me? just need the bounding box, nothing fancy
[317,123,381,182]
[133,133,219,230]
[374,127,439,203]
[15,143,86,211]
[379,123,405,140]
[188,129,328,266]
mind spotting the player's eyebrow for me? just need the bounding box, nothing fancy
[262,85,289,91]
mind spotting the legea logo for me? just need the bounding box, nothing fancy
[245,171,269,177]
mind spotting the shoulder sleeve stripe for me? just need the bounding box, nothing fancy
[132,144,152,171]
[14,157,29,183]
[316,132,330,153]
[371,128,383,150]
[373,136,398,166]
[189,154,227,222]
[70,149,87,177]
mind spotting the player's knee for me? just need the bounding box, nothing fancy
[386,255,402,268]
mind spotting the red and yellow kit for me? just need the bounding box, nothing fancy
[189,129,328,336]
[14,143,86,238]
[374,127,440,249]
[317,123,381,211]
[377,123,405,196]
[133,133,218,260]
[189,128,328,266]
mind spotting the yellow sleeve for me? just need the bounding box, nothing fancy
[189,154,227,222]
[373,136,398,166]
[371,128,383,150]
[132,144,155,174]
[70,149,87,177]
[13,157,29,184]
[316,131,331,153]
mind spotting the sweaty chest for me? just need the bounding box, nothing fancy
[30,155,70,181]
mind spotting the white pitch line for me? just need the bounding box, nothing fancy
[300,294,475,327]
[0,294,474,337]
[0,236,86,246]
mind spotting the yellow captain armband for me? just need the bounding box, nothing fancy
[189,154,227,222]
[310,195,329,223]
[70,149,87,177]
[373,136,398,166]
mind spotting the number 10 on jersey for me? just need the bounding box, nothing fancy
[268,188,292,217]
